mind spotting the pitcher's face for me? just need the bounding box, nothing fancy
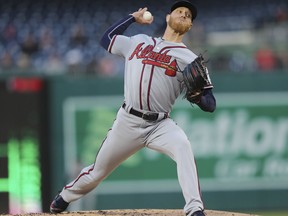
[167,7,193,35]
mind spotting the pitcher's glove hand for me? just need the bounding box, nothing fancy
[182,54,213,103]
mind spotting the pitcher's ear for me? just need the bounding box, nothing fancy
[166,14,170,22]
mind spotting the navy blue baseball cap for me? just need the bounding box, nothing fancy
[170,0,197,20]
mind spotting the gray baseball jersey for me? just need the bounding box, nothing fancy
[111,34,198,113]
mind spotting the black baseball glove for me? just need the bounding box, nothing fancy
[182,54,213,103]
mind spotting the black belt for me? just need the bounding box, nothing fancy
[122,103,167,121]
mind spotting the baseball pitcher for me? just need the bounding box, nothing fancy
[50,1,216,216]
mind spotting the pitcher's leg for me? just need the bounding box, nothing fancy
[146,119,204,214]
[60,109,144,203]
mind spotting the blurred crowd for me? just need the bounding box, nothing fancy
[0,0,287,76]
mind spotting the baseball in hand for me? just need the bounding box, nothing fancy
[143,11,152,21]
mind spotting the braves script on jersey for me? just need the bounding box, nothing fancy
[109,34,198,113]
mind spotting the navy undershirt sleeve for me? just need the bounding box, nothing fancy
[197,89,216,112]
[100,15,136,50]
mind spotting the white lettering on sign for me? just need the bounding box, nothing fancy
[215,159,259,178]
[174,109,288,158]
[263,158,288,176]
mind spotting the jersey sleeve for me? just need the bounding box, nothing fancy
[100,15,135,56]
[108,35,131,57]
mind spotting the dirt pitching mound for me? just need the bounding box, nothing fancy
[1,209,258,216]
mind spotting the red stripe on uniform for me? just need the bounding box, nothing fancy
[147,65,155,111]
[139,64,146,110]
[152,38,156,47]
[145,38,157,110]
[64,166,95,189]
[64,132,110,189]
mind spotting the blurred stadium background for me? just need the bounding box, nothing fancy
[0,0,287,215]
